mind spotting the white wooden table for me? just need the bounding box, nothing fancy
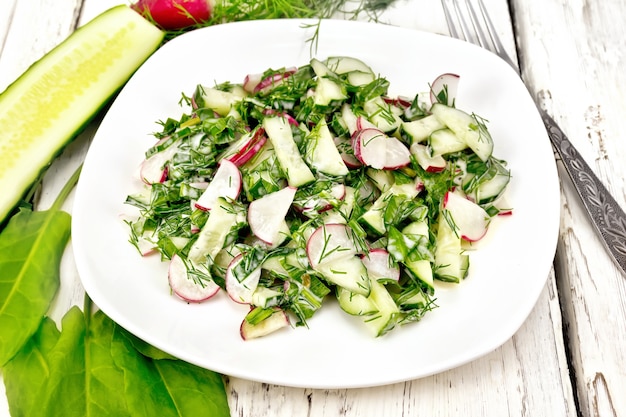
[1,0,624,416]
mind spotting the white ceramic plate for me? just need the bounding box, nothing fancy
[72,19,559,389]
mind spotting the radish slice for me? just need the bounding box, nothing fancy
[254,67,297,93]
[240,307,290,340]
[139,137,179,184]
[306,223,360,269]
[383,136,411,169]
[361,248,400,282]
[243,73,263,93]
[355,128,411,170]
[225,253,262,304]
[225,128,267,167]
[430,73,460,106]
[356,116,378,131]
[334,136,362,168]
[410,143,447,173]
[443,191,490,242]
[248,186,297,245]
[168,254,220,303]
[354,128,387,169]
[195,159,241,211]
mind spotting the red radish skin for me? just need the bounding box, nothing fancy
[243,73,263,93]
[253,68,297,93]
[430,73,460,106]
[195,159,241,210]
[139,136,179,184]
[410,143,447,173]
[262,109,299,126]
[333,136,362,168]
[168,254,220,302]
[225,254,262,304]
[382,96,412,108]
[226,128,268,167]
[131,0,215,30]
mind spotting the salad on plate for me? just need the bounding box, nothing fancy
[123,55,512,340]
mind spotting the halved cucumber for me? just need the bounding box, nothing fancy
[0,6,164,223]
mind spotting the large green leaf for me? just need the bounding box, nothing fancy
[0,207,71,366]
[112,329,230,417]
[4,307,231,417]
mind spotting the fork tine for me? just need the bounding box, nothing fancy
[440,0,461,39]
[475,0,515,67]
[441,0,518,70]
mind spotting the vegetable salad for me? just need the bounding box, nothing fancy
[125,56,511,339]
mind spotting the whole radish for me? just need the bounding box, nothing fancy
[132,0,215,30]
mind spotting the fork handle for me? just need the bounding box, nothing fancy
[540,109,626,275]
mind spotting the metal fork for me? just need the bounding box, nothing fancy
[441,0,626,275]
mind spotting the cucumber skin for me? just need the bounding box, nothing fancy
[0,6,164,224]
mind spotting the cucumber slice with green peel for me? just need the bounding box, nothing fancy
[336,286,377,316]
[400,114,445,144]
[361,278,400,337]
[434,212,469,283]
[429,128,468,156]
[324,56,374,75]
[430,103,494,161]
[263,116,315,187]
[0,5,164,223]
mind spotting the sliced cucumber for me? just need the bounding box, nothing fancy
[188,198,239,265]
[346,71,376,87]
[363,96,403,133]
[360,183,420,235]
[0,6,164,223]
[263,116,315,187]
[324,56,374,74]
[434,213,469,283]
[430,103,494,161]
[362,278,400,337]
[314,77,347,106]
[400,114,445,144]
[429,128,468,156]
[336,287,377,316]
[194,85,245,117]
[314,256,371,296]
[304,120,349,176]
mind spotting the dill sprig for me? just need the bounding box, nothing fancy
[162,0,398,43]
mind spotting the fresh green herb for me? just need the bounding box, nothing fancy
[0,165,80,366]
[3,302,229,417]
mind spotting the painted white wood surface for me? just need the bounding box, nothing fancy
[512,1,626,416]
[3,0,623,415]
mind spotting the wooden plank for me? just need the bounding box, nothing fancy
[511,0,626,416]
[0,1,579,416]
[228,274,575,416]
[0,0,82,92]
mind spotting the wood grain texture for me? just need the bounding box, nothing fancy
[511,0,626,416]
[0,0,590,416]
